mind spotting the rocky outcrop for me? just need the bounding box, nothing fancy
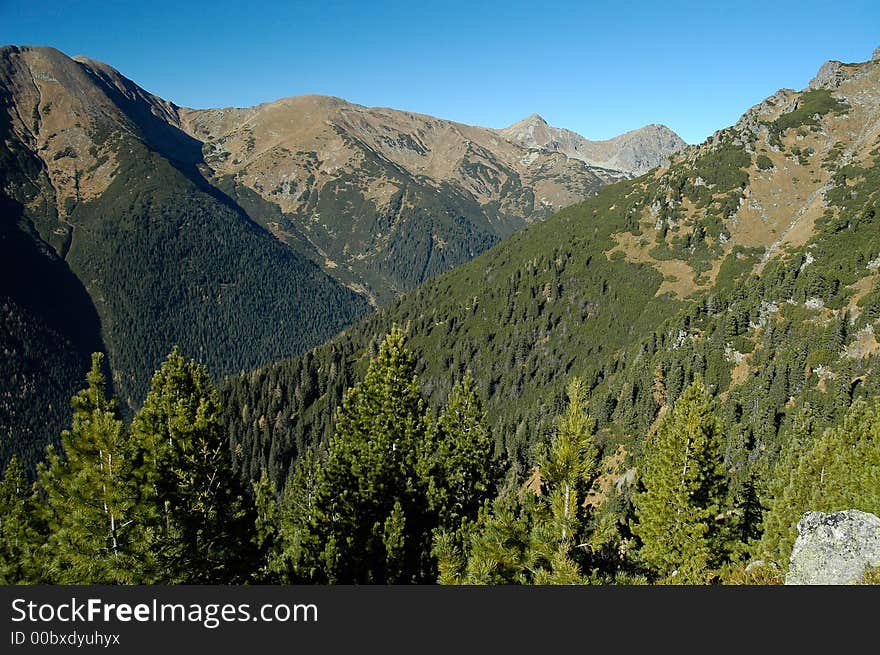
[785,510,880,585]
[809,60,846,90]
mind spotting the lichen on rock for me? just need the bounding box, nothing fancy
[785,510,880,585]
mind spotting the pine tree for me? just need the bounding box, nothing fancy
[757,398,880,570]
[425,375,500,541]
[0,457,34,583]
[273,446,324,583]
[312,326,430,583]
[444,378,598,584]
[38,353,144,583]
[251,470,280,582]
[453,495,536,584]
[528,377,598,583]
[130,347,257,583]
[633,378,730,583]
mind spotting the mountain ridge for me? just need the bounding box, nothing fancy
[0,45,371,469]
[498,113,686,175]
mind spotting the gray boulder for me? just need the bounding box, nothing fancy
[785,510,880,585]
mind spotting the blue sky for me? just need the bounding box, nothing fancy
[2,1,878,144]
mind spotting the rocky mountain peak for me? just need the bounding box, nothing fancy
[497,114,685,176]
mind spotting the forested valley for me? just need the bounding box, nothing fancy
[3,48,880,586]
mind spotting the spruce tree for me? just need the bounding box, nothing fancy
[38,353,144,583]
[130,347,257,583]
[312,326,430,583]
[633,378,730,582]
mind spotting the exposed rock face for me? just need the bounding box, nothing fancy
[497,115,686,175]
[785,510,880,585]
[809,60,846,90]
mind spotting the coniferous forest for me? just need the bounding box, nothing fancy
[2,322,879,584]
[3,43,880,586]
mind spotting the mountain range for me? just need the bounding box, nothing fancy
[0,44,682,468]
[498,114,685,175]
[3,40,880,585]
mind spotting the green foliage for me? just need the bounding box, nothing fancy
[719,560,783,585]
[0,173,105,474]
[251,470,281,583]
[756,154,774,170]
[529,378,599,583]
[690,144,751,194]
[67,147,370,410]
[633,379,732,582]
[309,326,431,583]
[130,347,258,583]
[36,353,145,583]
[221,177,683,490]
[757,398,880,569]
[443,378,599,584]
[450,494,536,584]
[424,374,501,535]
[7,58,880,587]
[269,446,324,583]
[0,456,33,583]
[1,112,370,474]
[766,89,850,145]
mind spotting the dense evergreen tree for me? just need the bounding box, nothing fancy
[633,379,731,582]
[271,446,325,583]
[440,378,598,584]
[311,326,432,583]
[425,375,501,548]
[129,347,258,583]
[37,353,144,583]
[529,378,598,583]
[757,398,880,570]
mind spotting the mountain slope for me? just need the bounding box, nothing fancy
[180,96,636,303]
[498,114,686,175]
[221,50,880,491]
[0,46,370,468]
